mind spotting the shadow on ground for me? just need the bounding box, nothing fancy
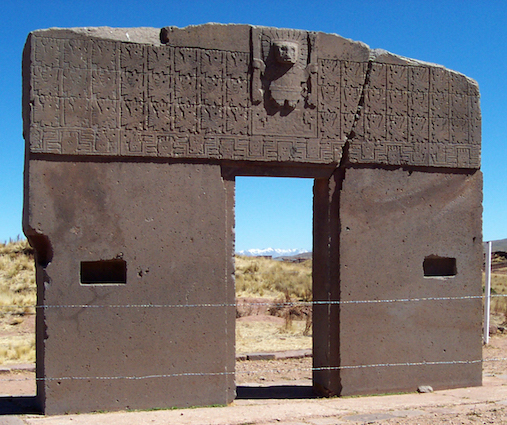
[236,385,316,399]
[0,396,40,415]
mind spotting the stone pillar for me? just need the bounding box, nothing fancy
[336,167,483,395]
[24,160,235,414]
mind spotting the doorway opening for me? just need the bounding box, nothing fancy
[234,176,315,399]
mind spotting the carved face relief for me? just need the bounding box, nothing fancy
[251,29,316,112]
[273,41,298,64]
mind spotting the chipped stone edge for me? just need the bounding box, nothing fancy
[370,48,480,87]
[29,23,478,87]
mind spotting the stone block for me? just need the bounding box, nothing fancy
[22,23,483,414]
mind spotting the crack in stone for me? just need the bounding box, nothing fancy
[341,59,374,167]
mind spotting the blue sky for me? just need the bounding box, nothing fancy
[1,0,506,250]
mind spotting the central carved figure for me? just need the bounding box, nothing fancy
[273,40,298,64]
[269,40,302,109]
[252,29,317,113]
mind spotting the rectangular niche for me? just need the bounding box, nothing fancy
[423,256,457,278]
[80,259,127,284]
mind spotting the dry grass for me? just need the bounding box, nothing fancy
[0,240,36,316]
[235,256,313,352]
[235,255,312,301]
[4,244,506,362]
[486,268,507,326]
[0,336,35,364]
[236,320,311,354]
[0,240,36,364]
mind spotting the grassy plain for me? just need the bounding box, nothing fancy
[2,241,507,363]
[235,255,313,354]
[487,253,507,325]
[235,255,312,300]
[0,240,36,364]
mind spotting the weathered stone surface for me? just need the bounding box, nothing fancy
[24,24,480,169]
[25,160,236,414]
[22,23,483,415]
[324,168,483,396]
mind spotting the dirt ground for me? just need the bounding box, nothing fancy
[2,307,507,423]
[2,332,507,394]
[2,337,507,424]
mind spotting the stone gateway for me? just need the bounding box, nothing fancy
[22,24,483,415]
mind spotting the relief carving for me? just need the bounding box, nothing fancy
[251,28,317,111]
[26,28,480,169]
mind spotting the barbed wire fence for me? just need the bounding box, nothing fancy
[0,240,504,386]
[1,290,507,384]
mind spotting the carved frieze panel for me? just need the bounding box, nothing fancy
[387,90,408,116]
[174,48,198,76]
[252,107,317,137]
[121,70,144,102]
[120,43,145,72]
[174,105,198,133]
[175,75,198,105]
[33,96,61,127]
[147,46,172,73]
[349,61,480,168]
[226,78,248,108]
[201,77,225,106]
[33,66,61,97]
[226,52,249,79]
[388,116,409,142]
[121,100,145,131]
[64,39,89,69]
[409,66,429,93]
[92,41,118,70]
[409,91,428,118]
[148,72,172,103]
[410,117,429,144]
[33,36,62,67]
[430,117,450,144]
[365,89,386,115]
[147,100,172,131]
[319,112,341,140]
[92,70,119,100]
[200,105,224,134]
[63,97,90,127]
[430,92,450,119]
[201,50,225,79]
[387,65,409,91]
[365,114,386,142]
[63,68,89,98]
[26,27,480,168]
[225,107,249,135]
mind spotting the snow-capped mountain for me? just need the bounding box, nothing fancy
[236,248,309,258]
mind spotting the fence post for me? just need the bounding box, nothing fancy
[484,240,492,344]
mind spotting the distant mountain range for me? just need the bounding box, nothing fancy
[237,239,507,258]
[490,238,507,252]
[236,248,310,258]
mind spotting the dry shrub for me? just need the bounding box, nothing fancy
[236,255,313,336]
[267,290,312,335]
[491,295,507,325]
